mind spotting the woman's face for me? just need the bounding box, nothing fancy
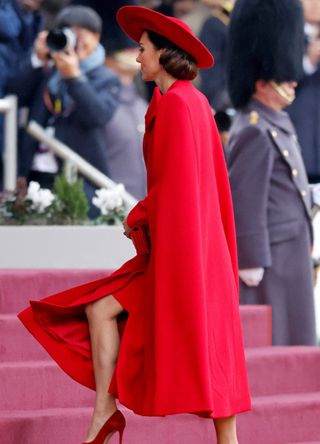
[136,31,163,81]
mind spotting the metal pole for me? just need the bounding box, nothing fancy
[64,159,77,184]
[27,120,137,209]
[0,96,18,191]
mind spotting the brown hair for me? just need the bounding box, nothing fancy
[147,30,198,80]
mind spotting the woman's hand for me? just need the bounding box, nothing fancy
[123,217,132,238]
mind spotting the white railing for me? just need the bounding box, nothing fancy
[0,95,137,208]
[27,120,137,209]
[0,95,17,191]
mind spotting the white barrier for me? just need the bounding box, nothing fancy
[0,95,17,191]
[0,225,135,269]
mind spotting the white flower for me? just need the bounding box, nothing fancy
[26,181,55,213]
[92,184,125,215]
[27,181,41,200]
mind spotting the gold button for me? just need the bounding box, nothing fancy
[283,150,289,157]
[271,130,278,138]
[249,111,259,125]
[292,169,298,177]
[301,190,307,197]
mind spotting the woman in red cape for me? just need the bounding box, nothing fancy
[18,6,251,444]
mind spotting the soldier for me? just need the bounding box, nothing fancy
[226,0,317,345]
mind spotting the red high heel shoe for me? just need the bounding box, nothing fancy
[83,410,126,444]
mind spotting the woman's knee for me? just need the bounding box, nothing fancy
[85,295,123,322]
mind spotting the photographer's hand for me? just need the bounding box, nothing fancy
[34,31,50,62]
[52,48,81,78]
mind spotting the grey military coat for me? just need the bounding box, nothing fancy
[226,99,317,345]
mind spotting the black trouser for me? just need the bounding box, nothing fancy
[28,170,56,189]
[0,157,3,192]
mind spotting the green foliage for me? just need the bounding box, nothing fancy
[0,170,127,226]
[93,208,125,226]
[50,174,89,224]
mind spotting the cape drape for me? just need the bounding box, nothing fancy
[18,80,251,418]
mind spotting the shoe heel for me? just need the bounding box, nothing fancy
[118,428,124,444]
[82,410,126,444]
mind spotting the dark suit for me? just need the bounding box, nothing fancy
[199,12,230,111]
[226,98,317,345]
[287,60,320,182]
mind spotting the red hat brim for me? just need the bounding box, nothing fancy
[116,6,214,69]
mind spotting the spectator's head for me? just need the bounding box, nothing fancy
[302,0,320,25]
[227,0,304,109]
[54,6,102,59]
[106,47,140,81]
[172,0,197,18]
[18,0,43,11]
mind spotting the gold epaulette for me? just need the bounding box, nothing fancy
[249,111,260,125]
[212,8,230,27]
[221,0,233,15]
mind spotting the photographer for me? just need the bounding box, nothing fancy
[8,6,120,213]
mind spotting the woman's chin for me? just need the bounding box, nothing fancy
[141,72,153,82]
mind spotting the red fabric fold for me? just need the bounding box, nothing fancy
[18,80,251,418]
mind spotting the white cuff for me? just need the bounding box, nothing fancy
[31,52,44,69]
[239,268,264,287]
[303,55,318,75]
[311,183,320,207]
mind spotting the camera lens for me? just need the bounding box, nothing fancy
[46,28,76,52]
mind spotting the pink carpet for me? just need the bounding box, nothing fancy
[1,269,320,444]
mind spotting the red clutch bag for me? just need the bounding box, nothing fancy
[130,226,150,255]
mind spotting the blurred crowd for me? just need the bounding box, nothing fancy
[1,0,320,192]
[1,0,320,345]
[0,0,237,201]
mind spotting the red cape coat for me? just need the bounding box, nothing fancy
[18,80,251,418]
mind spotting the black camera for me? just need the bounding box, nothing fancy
[46,28,77,52]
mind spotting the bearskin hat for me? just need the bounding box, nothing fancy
[227,0,304,109]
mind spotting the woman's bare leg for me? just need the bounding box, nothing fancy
[213,415,239,444]
[84,295,124,442]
